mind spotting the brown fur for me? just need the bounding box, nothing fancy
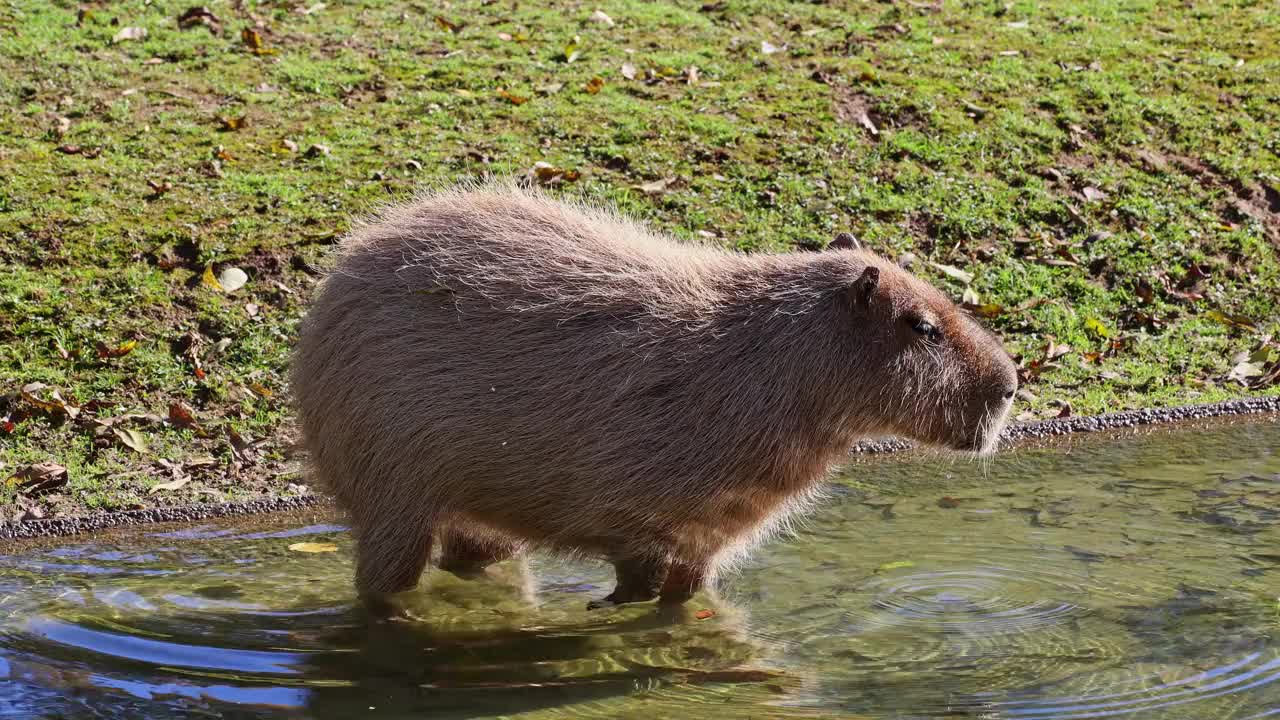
[291,182,1017,607]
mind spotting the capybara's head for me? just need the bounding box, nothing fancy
[832,245,1017,454]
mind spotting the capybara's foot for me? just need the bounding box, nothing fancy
[658,562,706,605]
[587,554,668,609]
[437,529,521,577]
[361,592,423,623]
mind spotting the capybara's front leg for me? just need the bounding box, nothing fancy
[587,554,669,609]
[658,561,706,605]
[437,529,521,576]
[355,518,434,619]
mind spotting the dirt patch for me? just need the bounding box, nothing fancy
[833,88,925,136]
[1128,149,1280,244]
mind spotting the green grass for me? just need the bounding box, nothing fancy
[2,0,1278,517]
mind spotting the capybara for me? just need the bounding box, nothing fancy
[292,183,1017,610]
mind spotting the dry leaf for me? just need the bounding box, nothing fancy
[498,89,529,105]
[219,115,247,131]
[434,15,461,33]
[584,76,604,94]
[21,383,79,419]
[113,427,149,453]
[96,340,137,359]
[149,475,190,493]
[928,261,974,284]
[177,6,221,34]
[249,382,273,398]
[694,609,716,620]
[562,36,581,63]
[289,542,338,553]
[240,27,274,54]
[961,287,980,305]
[937,496,962,508]
[201,265,223,291]
[621,62,637,80]
[1205,310,1255,329]
[304,144,330,158]
[963,303,1004,318]
[1084,317,1113,339]
[590,9,615,26]
[114,26,147,43]
[1082,186,1108,202]
[761,40,783,55]
[9,462,68,497]
[168,401,199,429]
[635,177,674,195]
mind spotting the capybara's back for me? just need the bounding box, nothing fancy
[292,183,1018,609]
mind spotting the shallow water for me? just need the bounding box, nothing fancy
[2,420,1279,719]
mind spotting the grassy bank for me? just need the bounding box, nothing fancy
[2,0,1278,519]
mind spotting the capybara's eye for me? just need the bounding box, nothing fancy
[910,318,941,341]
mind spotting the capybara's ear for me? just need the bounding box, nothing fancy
[830,232,860,250]
[847,265,880,307]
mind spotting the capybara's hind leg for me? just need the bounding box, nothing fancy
[587,554,669,610]
[658,561,706,605]
[438,529,521,576]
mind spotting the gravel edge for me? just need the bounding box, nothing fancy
[5,395,1278,540]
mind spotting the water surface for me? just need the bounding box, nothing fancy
[2,420,1279,718]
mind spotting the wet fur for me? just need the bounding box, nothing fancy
[291,182,1017,605]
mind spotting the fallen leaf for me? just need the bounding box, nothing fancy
[928,261,974,284]
[241,27,270,53]
[761,40,783,55]
[1084,316,1113,339]
[20,383,79,419]
[56,144,83,155]
[497,32,512,41]
[937,496,962,509]
[963,303,1004,318]
[249,382,273,398]
[201,265,223,291]
[9,462,68,496]
[114,26,147,43]
[1205,310,1255,329]
[855,111,878,136]
[876,560,916,572]
[52,338,70,360]
[498,89,529,105]
[684,65,700,84]
[1081,351,1103,364]
[621,62,637,80]
[177,6,221,34]
[530,162,580,185]
[1054,400,1072,418]
[113,427,149,453]
[149,475,190,493]
[434,15,461,33]
[589,9,614,26]
[282,138,298,152]
[217,267,249,293]
[962,287,980,305]
[635,177,674,195]
[219,115,247,131]
[584,76,604,94]
[304,143,330,158]
[145,179,173,197]
[694,609,716,620]
[562,36,581,63]
[289,542,338,553]
[168,401,199,429]
[1228,359,1265,383]
[1082,186,1108,202]
[96,339,137,358]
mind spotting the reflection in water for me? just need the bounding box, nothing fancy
[1,419,1279,718]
